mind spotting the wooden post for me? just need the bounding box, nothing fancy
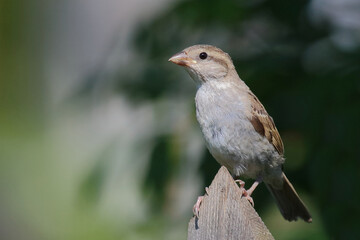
[188,166,274,240]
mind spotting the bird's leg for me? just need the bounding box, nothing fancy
[235,179,253,205]
[192,187,209,217]
[235,178,262,206]
[246,178,262,196]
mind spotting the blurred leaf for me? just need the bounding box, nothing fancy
[142,134,179,212]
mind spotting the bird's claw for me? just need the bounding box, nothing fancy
[235,179,245,188]
[193,196,204,218]
[241,188,255,206]
[192,187,210,218]
[236,179,255,206]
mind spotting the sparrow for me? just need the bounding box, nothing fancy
[169,45,312,223]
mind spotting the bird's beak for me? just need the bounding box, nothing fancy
[168,51,197,67]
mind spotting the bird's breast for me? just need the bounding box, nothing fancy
[195,85,254,175]
[194,83,280,178]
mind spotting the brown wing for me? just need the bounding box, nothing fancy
[247,92,284,155]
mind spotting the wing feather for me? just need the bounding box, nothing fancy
[247,92,284,155]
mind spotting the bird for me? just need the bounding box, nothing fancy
[168,44,312,223]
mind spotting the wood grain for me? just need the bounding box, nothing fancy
[188,167,274,240]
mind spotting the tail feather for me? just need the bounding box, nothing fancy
[266,173,312,223]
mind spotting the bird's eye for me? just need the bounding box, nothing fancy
[199,52,207,60]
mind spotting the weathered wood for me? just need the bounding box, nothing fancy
[188,166,274,240]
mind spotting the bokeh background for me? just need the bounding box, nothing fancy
[1,0,360,239]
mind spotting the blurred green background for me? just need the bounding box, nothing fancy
[1,0,360,239]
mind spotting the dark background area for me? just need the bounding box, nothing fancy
[1,0,359,239]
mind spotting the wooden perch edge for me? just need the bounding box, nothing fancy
[188,166,274,240]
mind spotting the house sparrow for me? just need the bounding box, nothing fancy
[169,45,312,223]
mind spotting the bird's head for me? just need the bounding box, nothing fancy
[169,45,235,85]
